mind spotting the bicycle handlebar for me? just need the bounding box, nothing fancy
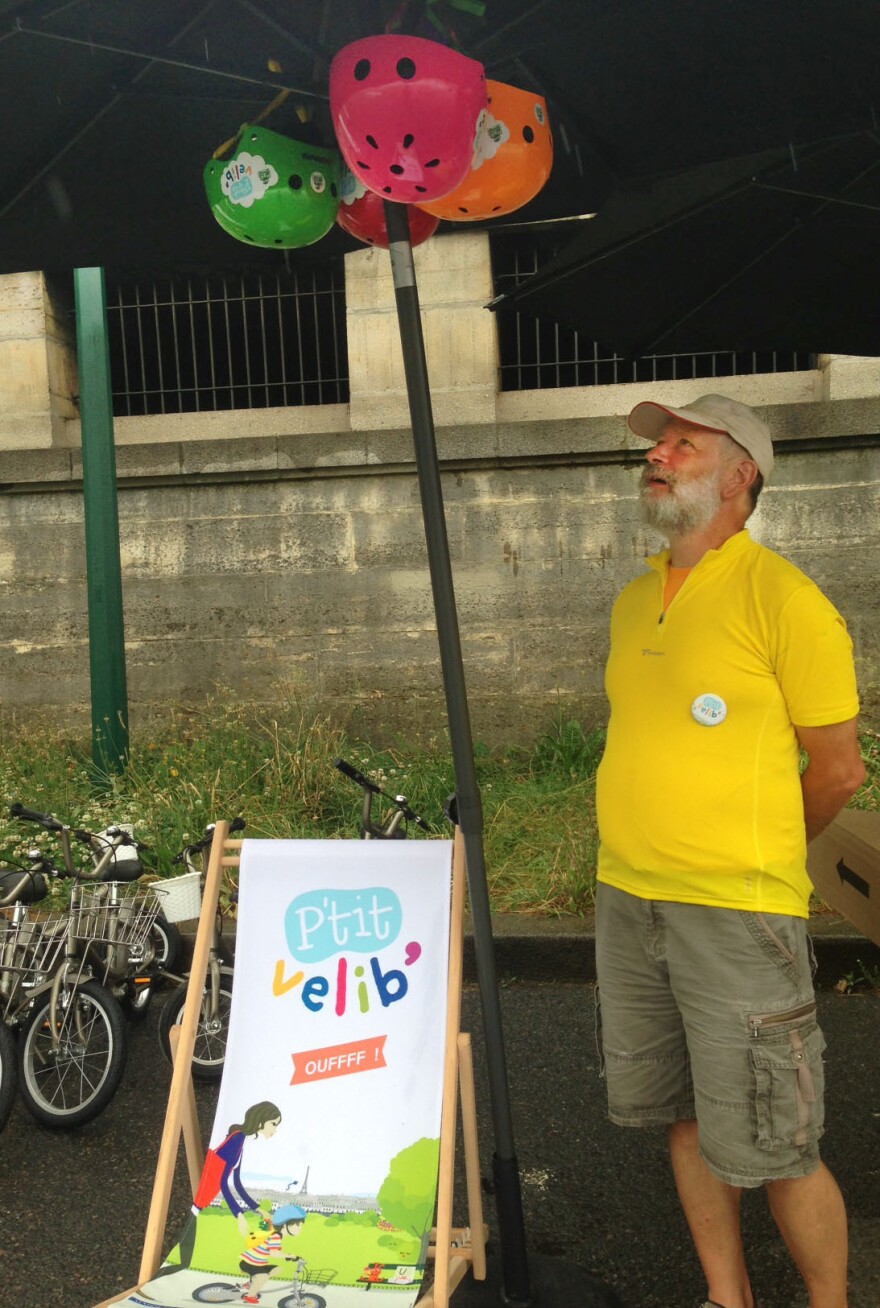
[8,803,64,831]
[9,806,137,880]
[333,757,382,794]
[172,817,246,866]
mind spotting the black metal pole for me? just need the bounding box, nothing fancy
[382,202,626,1308]
[383,200,532,1305]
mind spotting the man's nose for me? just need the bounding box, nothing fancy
[647,442,668,465]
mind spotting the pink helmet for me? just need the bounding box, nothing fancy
[330,35,487,205]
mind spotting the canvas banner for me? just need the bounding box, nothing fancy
[123,837,453,1308]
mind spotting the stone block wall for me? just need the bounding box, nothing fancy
[0,248,878,744]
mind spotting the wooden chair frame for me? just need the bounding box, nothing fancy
[95,822,485,1308]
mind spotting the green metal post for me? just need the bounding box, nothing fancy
[73,267,129,775]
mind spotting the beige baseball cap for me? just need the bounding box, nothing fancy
[627,393,774,479]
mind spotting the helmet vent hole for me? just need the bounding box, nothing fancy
[366,135,379,150]
[403,133,414,149]
[288,174,303,190]
[383,186,392,193]
[425,158,440,168]
[458,207,468,214]
[522,125,535,143]
[396,57,416,79]
[330,184,338,197]
[389,164,404,175]
[354,59,371,81]
[357,161,370,170]
[415,185,427,193]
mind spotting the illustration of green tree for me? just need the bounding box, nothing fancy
[377,1137,440,1265]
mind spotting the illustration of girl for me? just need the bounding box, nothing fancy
[166,1100,283,1272]
[207,1101,283,1235]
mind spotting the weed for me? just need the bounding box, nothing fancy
[0,705,876,919]
[834,957,880,994]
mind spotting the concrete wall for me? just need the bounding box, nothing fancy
[1,245,878,743]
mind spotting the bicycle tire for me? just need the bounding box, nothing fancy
[0,1020,17,1132]
[150,912,183,974]
[191,1282,239,1303]
[157,965,234,1081]
[17,979,128,1128]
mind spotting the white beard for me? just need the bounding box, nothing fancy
[638,465,723,535]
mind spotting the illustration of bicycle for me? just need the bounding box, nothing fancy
[192,1261,335,1307]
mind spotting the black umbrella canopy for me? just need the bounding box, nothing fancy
[1,0,880,276]
[0,0,595,274]
[492,130,880,357]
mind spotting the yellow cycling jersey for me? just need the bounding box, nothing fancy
[596,530,860,916]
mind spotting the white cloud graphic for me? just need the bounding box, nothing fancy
[340,167,369,206]
[220,152,279,208]
[472,112,510,170]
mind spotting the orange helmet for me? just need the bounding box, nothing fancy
[417,80,552,222]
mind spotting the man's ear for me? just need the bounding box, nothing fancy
[722,457,758,500]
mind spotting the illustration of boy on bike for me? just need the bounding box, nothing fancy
[238,1203,306,1305]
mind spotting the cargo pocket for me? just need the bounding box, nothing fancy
[748,1000,826,1150]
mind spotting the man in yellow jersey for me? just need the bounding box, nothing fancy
[595,394,865,1308]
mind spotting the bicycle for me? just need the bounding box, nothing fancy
[0,851,66,1130]
[156,818,244,1081]
[10,804,182,1019]
[6,803,169,1125]
[0,829,132,1128]
[192,1258,334,1307]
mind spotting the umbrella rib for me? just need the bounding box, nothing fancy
[9,19,326,99]
[486,178,755,309]
[233,0,328,66]
[751,180,880,214]
[636,160,880,354]
[2,0,328,222]
[0,93,122,222]
[472,0,558,55]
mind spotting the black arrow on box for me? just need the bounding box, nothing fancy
[837,858,870,898]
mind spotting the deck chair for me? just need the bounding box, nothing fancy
[95,822,485,1308]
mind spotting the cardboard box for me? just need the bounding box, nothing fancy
[807,809,880,946]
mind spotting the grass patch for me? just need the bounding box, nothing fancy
[0,706,876,918]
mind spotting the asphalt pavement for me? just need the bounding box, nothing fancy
[0,921,878,1308]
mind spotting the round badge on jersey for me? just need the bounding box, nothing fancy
[691,692,727,727]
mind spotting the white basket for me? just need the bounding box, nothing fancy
[152,871,202,923]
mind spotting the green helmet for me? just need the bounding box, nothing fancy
[204,125,340,249]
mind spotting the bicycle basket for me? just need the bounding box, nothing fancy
[72,882,161,949]
[0,908,67,984]
[150,870,202,923]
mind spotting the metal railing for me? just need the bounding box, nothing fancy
[106,264,348,416]
[490,236,813,390]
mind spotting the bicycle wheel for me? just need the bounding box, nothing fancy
[150,912,183,975]
[191,1282,239,1303]
[17,979,128,1128]
[0,1020,17,1132]
[157,966,234,1081]
[280,1293,326,1308]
